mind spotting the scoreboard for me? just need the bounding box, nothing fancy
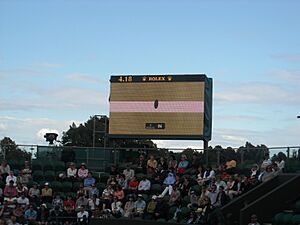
[108,74,213,140]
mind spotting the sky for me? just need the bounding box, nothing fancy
[0,0,300,150]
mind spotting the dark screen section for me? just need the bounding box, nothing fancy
[110,74,207,83]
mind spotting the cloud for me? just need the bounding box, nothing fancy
[0,116,82,144]
[67,74,103,84]
[267,69,300,84]
[34,62,64,68]
[215,81,300,105]
[271,54,300,63]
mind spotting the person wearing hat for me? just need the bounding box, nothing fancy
[41,182,53,203]
[133,194,146,218]
[77,163,89,180]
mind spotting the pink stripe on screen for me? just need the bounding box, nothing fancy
[110,101,204,113]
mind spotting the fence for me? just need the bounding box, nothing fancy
[0,144,299,171]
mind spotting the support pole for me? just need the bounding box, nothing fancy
[204,140,209,166]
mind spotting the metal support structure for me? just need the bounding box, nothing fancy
[92,115,108,148]
[203,140,209,166]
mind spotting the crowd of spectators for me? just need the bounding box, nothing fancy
[0,151,285,225]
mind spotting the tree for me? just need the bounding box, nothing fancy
[61,116,157,149]
[0,137,31,161]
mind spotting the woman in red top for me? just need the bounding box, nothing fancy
[128,176,139,193]
[64,195,75,210]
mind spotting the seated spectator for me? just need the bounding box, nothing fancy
[8,215,21,225]
[169,185,181,206]
[111,197,123,218]
[147,155,157,174]
[64,195,76,210]
[88,194,100,212]
[128,176,139,192]
[190,153,201,174]
[17,193,29,209]
[123,165,135,183]
[196,166,205,185]
[0,160,10,181]
[89,183,99,199]
[260,155,272,171]
[113,185,124,201]
[84,172,96,192]
[76,194,89,210]
[36,203,49,225]
[138,177,151,193]
[250,164,260,180]
[52,194,64,210]
[6,171,17,186]
[109,165,119,176]
[77,184,87,198]
[168,155,177,170]
[67,162,77,181]
[203,166,216,184]
[187,190,199,209]
[133,194,146,218]
[4,180,18,203]
[207,184,218,207]
[77,206,89,225]
[214,186,229,207]
[187,211,198,224]
[107,176,117,188]
[16,183,28,197]
[123,195,135,218]
[77,163,89,180]
[63,205,76,225]
[41,182,53,203]
[49,205,63,225]
[28,183,40,202]
[153,164,166,185]
[24,205,37,224]
[144,195,157,220]
[117,174,127,189]
[275,155,285,172]
[13,204,25,223]
[159,171,176,197]
[17,171,30,186]
[100,185,114,211]
[157,156,168,170]
[226,176,241,199]
[215,175,227,192]
[261,165,275,182]
[179,176,191,196]
[21,161,32,183]
[136,154,147,174]
[177,154,189,174]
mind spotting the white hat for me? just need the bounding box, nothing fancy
[152,195,157,200]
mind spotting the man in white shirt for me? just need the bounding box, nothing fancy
[138,177,151,193]
[77,206,89,224]
[6,171,17,185]
[67,162,77,181]
[17,193,29,209]
[123,165,135,182]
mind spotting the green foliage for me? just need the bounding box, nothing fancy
[0,137,31,161]
[61,116,157,148]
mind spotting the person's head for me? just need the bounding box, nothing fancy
[113,196,118,202]
[80,205,84,212]
[266,165,273,172]
[201,196,211,206]
[137,194,143,201]
[87,172,92,177]
[80,163,86,169]
[9,180,14,186]
[139,154,145,161]
[29,205,34,211]
[169,155,176,160]
[44,182,49,188]
[181,154,187,161]
[219,186,225,192]
[132,176,137,181]
[150,155,154,160]
[128,195,133,202]
[211,184,217,192]
[126,164,131,170]
[9,170,14,176]
[250,214,258,223]
[70,162,75,168]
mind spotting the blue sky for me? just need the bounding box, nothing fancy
[0,0,299,149]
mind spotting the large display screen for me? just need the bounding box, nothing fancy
[109,74,212,140]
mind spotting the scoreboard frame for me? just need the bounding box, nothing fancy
[108,74,213,141]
